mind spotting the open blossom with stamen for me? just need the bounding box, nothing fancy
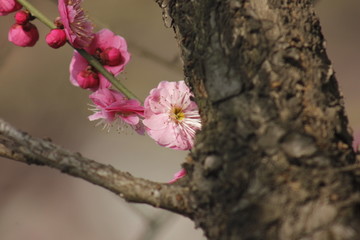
[69,29,130,90]
[143,81,201,150]
[89,88,145,134]
[58,0,93,48]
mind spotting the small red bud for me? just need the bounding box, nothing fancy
[76,69,99,89]
[46,29,67,49]
[14,10,30,25]
[100,47,124,66]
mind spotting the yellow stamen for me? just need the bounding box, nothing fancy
[171,106,185,122]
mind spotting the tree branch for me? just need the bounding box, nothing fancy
[0,118,191,216]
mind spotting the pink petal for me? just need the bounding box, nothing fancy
[88,111,103,121]
[98,74,112,89]
[168,169,186,183]
[69,51,88,87]
[149,122,178,148]
[89,88,116,108]
[120,115,139,125]
[143,113,169,130]
[93,29,116,48]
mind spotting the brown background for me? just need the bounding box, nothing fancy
[0,0,359,239]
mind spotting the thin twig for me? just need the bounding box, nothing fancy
[129,40,182,74]
[0,118,191,216]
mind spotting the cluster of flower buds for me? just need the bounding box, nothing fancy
[0,0,39,47]
[8,10,39,47]
[1,0,87,49]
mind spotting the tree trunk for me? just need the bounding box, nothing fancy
[164,0,360,239]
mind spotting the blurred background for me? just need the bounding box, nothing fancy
[0,0,359,239]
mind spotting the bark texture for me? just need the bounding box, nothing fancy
[0,119,191,215]
[162,0,360,239]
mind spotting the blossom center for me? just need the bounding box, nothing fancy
[170,106,185,122]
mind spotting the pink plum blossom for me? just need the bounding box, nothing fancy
[86,29,130,75]
[69,29,130,91]
[0,0,22,16]
[69,51,109,91]
[143,81,201,150]
[168,169,186,183]
[46,29,67,49]
[89,88,145,134]
[58,0,93,48]
[8,22,39,47]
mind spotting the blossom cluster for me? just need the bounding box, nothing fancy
[70,29,130,91]
[1,0,92,48]
[2,0,202,183]
[68,27,145,133]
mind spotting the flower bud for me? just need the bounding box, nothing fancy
[14,10,30,25]
[46,29,67,49]
[76,69,99,89]
[100,47,124,66]
[0,0,22,16]
[8,22,39,47]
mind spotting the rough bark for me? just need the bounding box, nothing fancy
[161,0,360,239]
[0,119,191,216]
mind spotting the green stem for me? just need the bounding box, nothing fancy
[77,49,139,100]
[16,0,140,101]
[17,0,56,29]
